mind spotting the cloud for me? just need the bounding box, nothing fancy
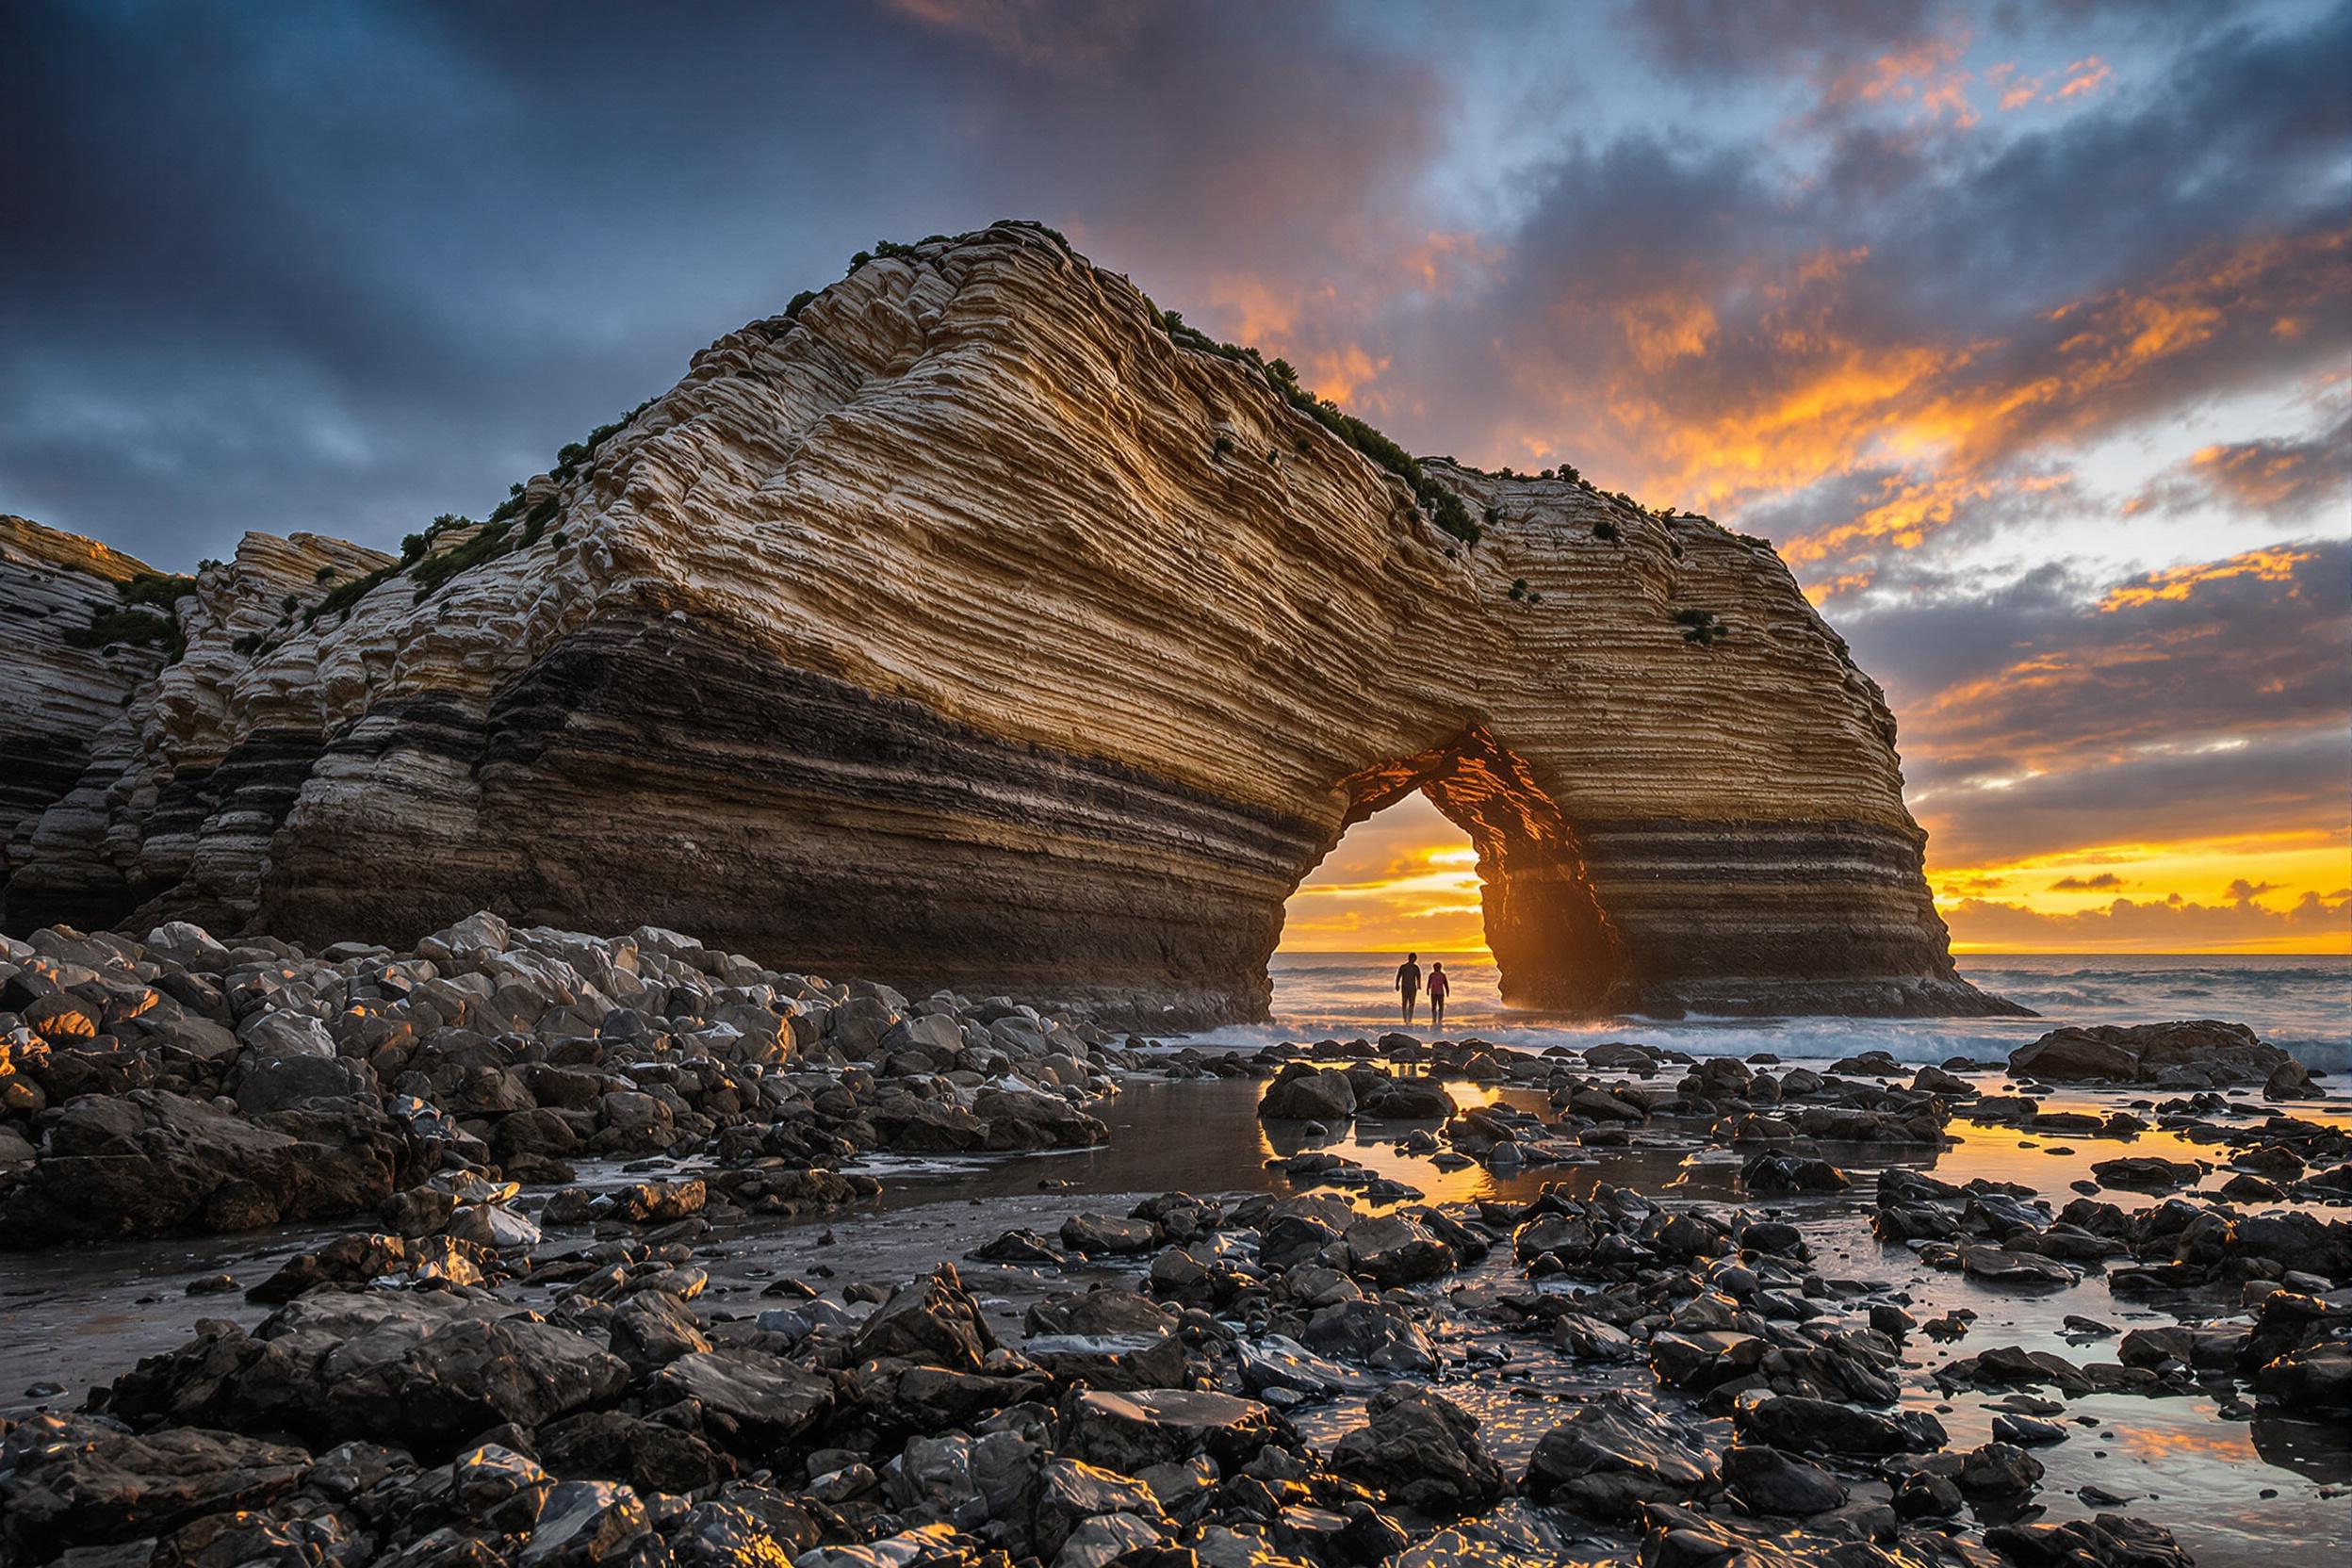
[2227,878,2283,902]
[0,0,1446,564]
[2126,407,2352,520]
[1857,538,2350,867]
[2049,873,2125,890]
[1944,886,2349,950]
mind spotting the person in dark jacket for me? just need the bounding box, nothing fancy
[1395,953,1421,1023]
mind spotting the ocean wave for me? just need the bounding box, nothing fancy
[1173,953,2351,1071]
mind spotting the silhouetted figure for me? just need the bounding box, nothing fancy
[1427,960,1449,1032]
[1395,953,1421,1024]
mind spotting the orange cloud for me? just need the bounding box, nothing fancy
[2054,57,2111,101]
[2098,546,2316,611]
[1821,31,1979,128]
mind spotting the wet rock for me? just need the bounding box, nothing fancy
[1740,1152,1850,1194]
[1259,1064,1356,1121]
[1959,1244,2078,1286]
[537,1409,729,1494]
[1357,1077,1453,1119]
[109,1290,628,1453]
[0,1415,310,1560]
[0,1088,405,1245]
[1957,1441,2044,1498]
[1986,1513,2194,1568]
[1235,1335,1371,1399]
[1893,1472,1964,1520]
[609,1288,713,1373]
[1990,1413,2069,1446]
[1524,1393,1716,1520]
[1060,1213,1158,1255]
[972,1227,1070,1266]
[1341,1211,1458,1285]
[1058,1388,1288,1474]
[2010,1021,2295,1087]
[1554,1312,1644,1363]
[519,1478,649,1568]
[1030,1456,1165,1558]
[1331,1384,1505,1518]
[1732,1393,1945,1457]
[2256,1340,2352,1410]
[650,1348,833,1448]
[848,1264,996,1371]
[1721,1444,1848,1516]
[666,1497,822,1568]
[1299,1298,1437,1372]
[2090,1156,2203,1191]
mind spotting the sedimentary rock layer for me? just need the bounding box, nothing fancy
[0,224,2015,1021]
[1,517,168,920]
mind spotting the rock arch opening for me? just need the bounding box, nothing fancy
[1284,727,1629,1014]
[1279,792,1483,956]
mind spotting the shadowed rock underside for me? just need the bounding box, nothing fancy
[0,224,2019,1025]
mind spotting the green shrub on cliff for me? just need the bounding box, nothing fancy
[68,571,198,658]
[118,572,197,612]
[1675,608,1729,645]
[411,518,512,597]
[68,606,178,654]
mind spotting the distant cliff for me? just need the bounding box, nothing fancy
[0,223,2018,1023]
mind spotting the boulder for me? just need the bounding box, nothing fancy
[1732,1393,1945,1457]
[1341,1211,1458,1285]
[106,1290,627,1454]
[2010,1021,2294,1086]
[0,1089,404,1246]
[849,1264,996,1371]
[650,1349,834,1449]
[1057,1388,1287,1473]
[1524,1393,1716,1520]
[1259,1064,1357,1122]
[0,1415,310,1560]
[1721,1444,1848,1516]
[1331,1385,1505,1518]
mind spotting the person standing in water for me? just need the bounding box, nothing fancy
[1427,960,1450,1033]
[1395,953,1422,1024]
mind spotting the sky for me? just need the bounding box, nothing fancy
[5,0,2346,955]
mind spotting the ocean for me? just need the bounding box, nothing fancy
[1176,951,2352,1073]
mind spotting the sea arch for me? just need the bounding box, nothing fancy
[1306,727,1626,1012]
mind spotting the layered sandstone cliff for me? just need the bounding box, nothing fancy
[1,517,171,915]
[0,224,2017,1022]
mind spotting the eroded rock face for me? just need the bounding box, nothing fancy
[0,517,171,924]
[0,225,2011,1024]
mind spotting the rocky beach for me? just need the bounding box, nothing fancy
[3,912,2345,1568]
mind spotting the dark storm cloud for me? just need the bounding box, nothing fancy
[0,0,1437,564]
[1886,540,2350,776]
[1861,540,2351,865]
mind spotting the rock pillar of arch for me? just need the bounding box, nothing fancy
[1329,728,1626,1012]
